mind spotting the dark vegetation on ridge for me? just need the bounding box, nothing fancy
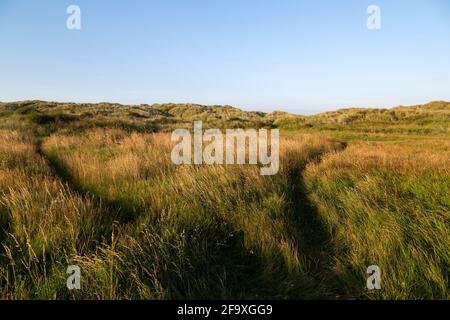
[1,100,449,136]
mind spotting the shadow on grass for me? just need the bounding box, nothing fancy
[164,143,351,299]
[120,215,319,299]
[34,137,350,299]
[35,140,143,251]
[0,205,11,253]
[282,142,348,299]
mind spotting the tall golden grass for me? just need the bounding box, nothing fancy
[0,127,448,299]
[40,129,344,299]
[304,139,450,299]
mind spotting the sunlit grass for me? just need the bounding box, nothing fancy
[0,99,448,300]
[304,140,450,299]
[40,130,343,299]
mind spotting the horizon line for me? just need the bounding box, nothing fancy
[1,98,448,117]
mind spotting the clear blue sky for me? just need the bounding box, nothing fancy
[1,0,449,114]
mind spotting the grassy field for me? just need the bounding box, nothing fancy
[0,101,448,299]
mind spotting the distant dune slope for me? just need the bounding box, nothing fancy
[1,100,449,135]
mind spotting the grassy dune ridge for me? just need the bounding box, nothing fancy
[0,101,449,299]
[1,100,449,134]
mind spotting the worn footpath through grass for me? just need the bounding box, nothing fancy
[304,138,450,299]
[1,126,448,299]
[1,128,346,299]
